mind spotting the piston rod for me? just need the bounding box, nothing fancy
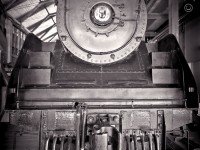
[141,133,145,150]
[118,133,123,150]
[45,137,50,150]
[155,134,160,150]
[125,134,131,150]
[60,136,65,150]
[76,106,81,150]
[148,133,153,150]
[81,108,87,150]
[67,136,72,150]
[52,136,58,150]
[133,134,137,150]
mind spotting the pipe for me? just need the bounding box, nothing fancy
[186,130,189,150]
[155,134,160,150]
[133,134,137,150]
[45,137,50,150]
[52,136,58,150]
[81,108,87,150]
[141,133,145,150]
[148,133,153,150]
[76,108,81,150]
[118,133,122,150]
[60,136,65,150]
[125,135,131,150]
[67,136,72,150]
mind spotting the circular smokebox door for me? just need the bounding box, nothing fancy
[57,0,147,64]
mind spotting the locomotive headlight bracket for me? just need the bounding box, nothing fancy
[83,1,121,36]
[90,3,115,27]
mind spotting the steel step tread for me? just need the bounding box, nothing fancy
[152,68,179,84]
[21,69,51,85]
[23,51,51,68]
[151,52,172,68]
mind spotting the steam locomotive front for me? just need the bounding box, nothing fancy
[1,0,199,150]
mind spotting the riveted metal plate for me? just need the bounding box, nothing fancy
[19,88,184,100]
[172,109,192,129]
[42,42,56,52]
[152,52,172,67]
[15,133,39,150]
[122,110,151,130]
[146,43,158,53]
[47,110,76,131]
[28,52,51,68]
[21,69,51,85]
[9,110,41,131]
[152,69,179,84]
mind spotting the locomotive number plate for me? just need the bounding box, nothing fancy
[55,111,76,130]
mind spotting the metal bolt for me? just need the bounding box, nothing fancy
[43,111,47,116]
[119,21,124,27]
[113,116,119,122]
[43,124,47,128]
[93,125,100,130]
[86,27,90,32]
[84,143,89,149]
[101,118,108,123]
[95,32,99,37]
[136,37,142,42]
[87,116,95,123]
[87,54,92,59]
[61,35,67,41]
[110,54,115,59]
